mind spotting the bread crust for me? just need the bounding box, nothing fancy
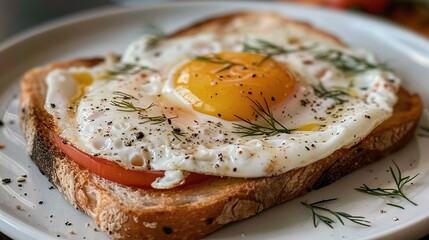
[20,13,423,240]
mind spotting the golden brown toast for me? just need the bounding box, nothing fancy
[20,13,423,240]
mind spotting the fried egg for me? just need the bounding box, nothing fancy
[44,17,399,188]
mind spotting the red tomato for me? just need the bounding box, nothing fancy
[324,0,360,9]
[360,0,390,14]
[54,135,212,188]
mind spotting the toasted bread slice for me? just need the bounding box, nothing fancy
[20,13,423,240]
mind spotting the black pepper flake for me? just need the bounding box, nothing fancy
[217,113,222,117]
[65,221,72,226]
[49,186,55,190]
[162,227,173,235]
[305,146,310,151]
[233,167,237,172]
[271,97,275,102]
[365,115,371,119]
[57,235,60,237]
[0,120,3,127]
[2,178,11,184]
[251,73,256,78]
[38,201,43,205]
[50,103,56,108]
[135,132,144,140]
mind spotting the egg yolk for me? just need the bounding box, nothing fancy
[174,52,296,120]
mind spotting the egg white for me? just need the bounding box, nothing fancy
[44,22,400,188]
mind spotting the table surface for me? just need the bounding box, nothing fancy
[0,1,428,239]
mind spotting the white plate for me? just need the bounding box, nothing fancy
[1,2,429,240]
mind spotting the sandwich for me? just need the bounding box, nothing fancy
[20,12,423,239]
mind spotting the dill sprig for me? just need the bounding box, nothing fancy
[112,91,137,100]
[171,127,185,141]
[141,25,165,50]
[110,92,154,113]
[243,39,315,65]
[194,54,242,73]
[315,49,387,75]
[139,114,178,125]
[312,83,349,103]
[110,100,155,113]
[355,162,419,207]
[301,198,371,229]
[387,203,405,209]
[233,98,292,137]
[102,63,152,79]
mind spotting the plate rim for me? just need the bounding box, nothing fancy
[0,1,428,239]
[2,1,429,54]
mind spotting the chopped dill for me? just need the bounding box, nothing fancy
[110,91,154,113]
[141,25,165,50]
[301,198,371,229]
[139,114,178,125]
[171,127,185,141]
[312,83,349,103]
[110,100,155,113]
[315,49,388,75]
[233,98,292,137]
[194,54,242,73]
[243,39,315,65]
[112,91,137,100]
[100,63,152,79]
[355,161,419,207]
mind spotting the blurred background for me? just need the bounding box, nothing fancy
[1,0,429,44]
[0,0,428,239]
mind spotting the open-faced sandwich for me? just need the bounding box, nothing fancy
[20,12,422,239]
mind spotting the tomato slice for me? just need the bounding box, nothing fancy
[54,135,211,188]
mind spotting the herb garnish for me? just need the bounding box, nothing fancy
[101,63,152,79]
[171,127,185,141]
[312,83,349,103]
[112,91,137,100]
[140,114,178,125]
[232,98,292,137]
[141,25,165,51]
[243,39,315,65]
[301,198,371,228]
[315,50,387,75]
[194,54,242,73]
[110,92,154,113]
[111,100,155,113]
[355,162,418,208]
